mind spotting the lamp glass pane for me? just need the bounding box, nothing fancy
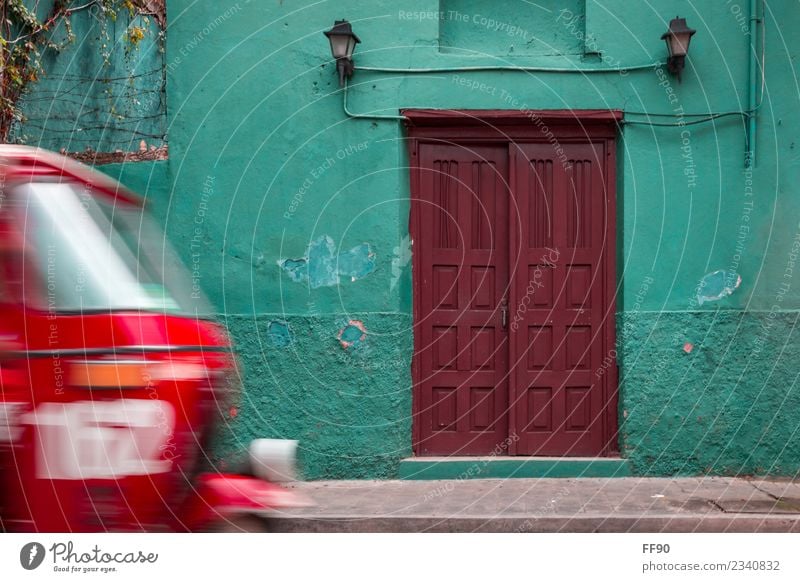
[674,33,691,56]
[346,36,358,58]
[329,35,349,59]
[667,33,691,57]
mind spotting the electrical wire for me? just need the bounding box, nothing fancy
[621,111,751,127]
[342,78,405,120]
[624,1,765,129]
[344,21,768,127]
[354,61,663,74]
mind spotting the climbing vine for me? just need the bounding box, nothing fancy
[0,0,164,142]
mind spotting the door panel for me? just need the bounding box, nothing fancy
[511,142,608,455]
[416,144,509,455]
[410,122,616,458]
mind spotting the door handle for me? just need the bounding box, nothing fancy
[501,298,508,330]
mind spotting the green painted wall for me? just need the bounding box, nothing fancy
[620,311,800,475]
[18,0,800,478]
[12,2,165,152]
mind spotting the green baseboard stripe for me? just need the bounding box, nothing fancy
[399,458,632,480]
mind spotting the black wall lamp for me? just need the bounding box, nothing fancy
[324,19,360,87]
[661,17,696,81]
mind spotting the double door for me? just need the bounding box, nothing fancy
[411,128,617,457]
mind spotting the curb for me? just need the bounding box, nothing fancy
[266,514,800,533]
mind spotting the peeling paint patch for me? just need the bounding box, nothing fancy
[697,270,741,305]
[683,342,694,354]
[280,259,308,283]
[278,235,376,288]
[390,235,412,291]
[338,320,367,349]
[338,243,377,282]
[267,320,293,348]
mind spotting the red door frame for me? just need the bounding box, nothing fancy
[405,109,622,457]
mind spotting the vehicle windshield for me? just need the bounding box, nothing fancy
[14,181,212,315]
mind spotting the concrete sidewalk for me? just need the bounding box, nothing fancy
[266,477,800,532]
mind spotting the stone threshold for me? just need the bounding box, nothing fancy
[398,457,631,479]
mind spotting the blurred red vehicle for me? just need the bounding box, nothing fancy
[0,146,303,532]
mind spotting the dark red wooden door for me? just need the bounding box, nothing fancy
[410,111,617,458]
[415,143,510,455]
[510,142,610,455]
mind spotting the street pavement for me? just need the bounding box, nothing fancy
[262,477,800,532]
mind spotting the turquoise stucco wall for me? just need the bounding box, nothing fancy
[16,0,800,478]
[12,2,165,152]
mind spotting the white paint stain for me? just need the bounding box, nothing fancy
[697,270,742,305]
